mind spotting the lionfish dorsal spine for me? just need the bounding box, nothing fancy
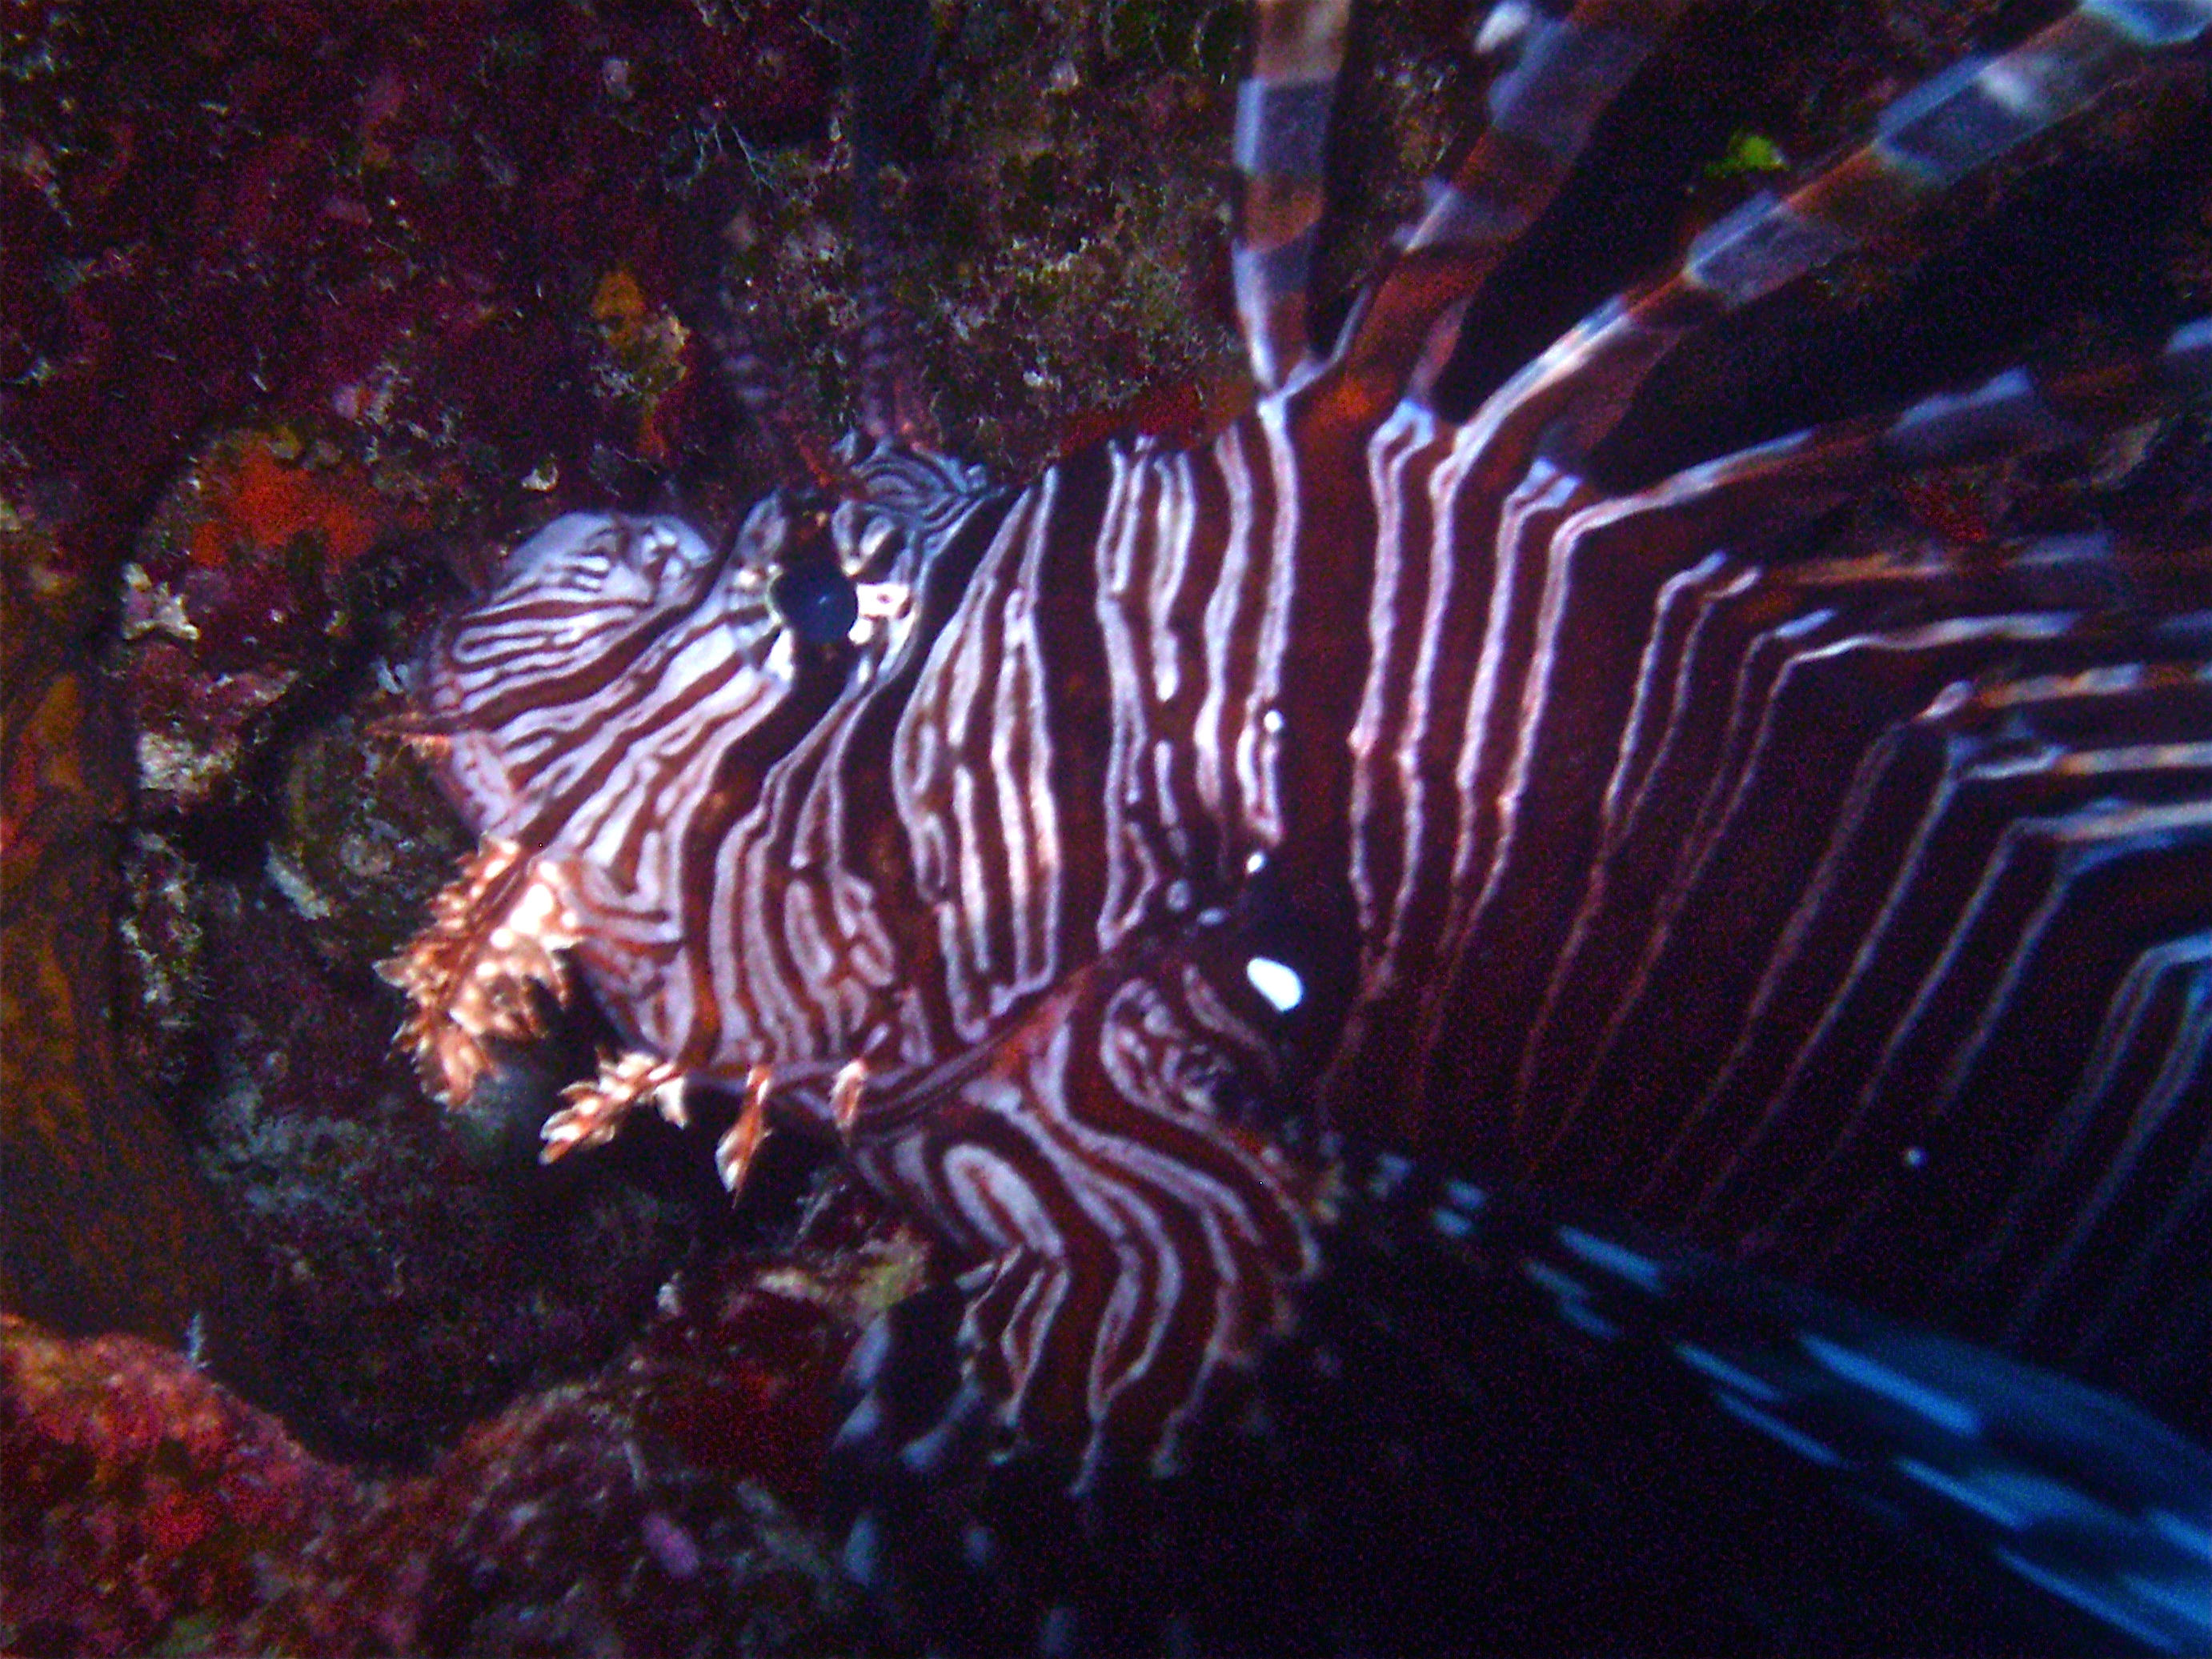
[1232,0,1350,391]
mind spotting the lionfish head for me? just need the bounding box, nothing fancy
[413,482,922,844]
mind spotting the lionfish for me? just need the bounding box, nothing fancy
[385,0,2212,1650]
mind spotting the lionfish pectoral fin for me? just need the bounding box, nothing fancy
[824,1272,1017,1649]
[1308,1158,2212,1657]
[378,838,582,1108]
[823,932,1324,1638]
[826,1240,1162,1650]
[853,932,1323,1472]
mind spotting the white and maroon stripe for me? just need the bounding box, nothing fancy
[399,0,2212,1474]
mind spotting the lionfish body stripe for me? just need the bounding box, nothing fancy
[393,0,2212,1557]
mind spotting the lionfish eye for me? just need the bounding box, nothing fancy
[770,543,860,647]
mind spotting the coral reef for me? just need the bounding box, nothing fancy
[2,1221,903,1657]
[119,423,444,814]
[1,1315,353,1657]
[244,1383,859,1659]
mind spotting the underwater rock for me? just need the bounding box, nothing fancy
[115,829,203,1098]
[119,424,439,815]
[0,516,258,1362]
[0,1315,352,1657]
[244,1381,863,1659]
[266,709,471,972]
[184,877,701,1461]
[2,1240,888,1658]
